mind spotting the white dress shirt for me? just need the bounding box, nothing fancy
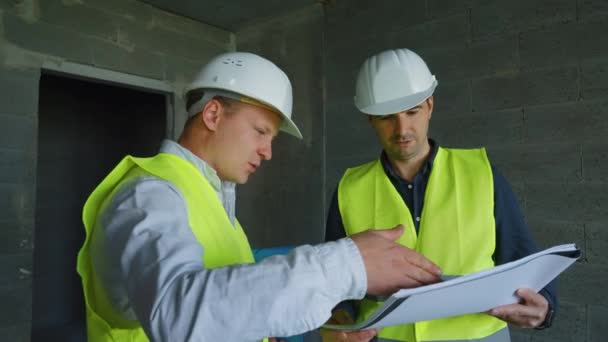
[90,140,367,341]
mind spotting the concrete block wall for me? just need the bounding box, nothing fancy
[0,0,232,340]
[234,4,326,248]
[323,0,608,341]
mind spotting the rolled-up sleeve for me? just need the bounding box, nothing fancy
[93,177,367,342]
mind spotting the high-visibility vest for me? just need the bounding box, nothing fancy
[338,148,508,342]
[77,153,260,341]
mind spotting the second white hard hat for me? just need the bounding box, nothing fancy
[185,51,302,139]
[354,48,438,115]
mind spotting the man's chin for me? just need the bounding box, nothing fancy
[221,173,249,184]
[236,174,250,184]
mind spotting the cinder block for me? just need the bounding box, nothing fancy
[0,253,32,290]
[468,35,519,78]
[524,102,585,144]
[38,1,117,41]
[509,328,531,342]
[486,144,528,181]
[589,304,608,342]
[519,22,578,71]
[581,60,608,100]
[426,0,470,19]
[326,105,380,160]
[582,143,608,182]
[527,301,586,342]
[586,221,608,265]
[0,280,31,327]
[83,0,153,23]
[422,45,472,82]
[148,7,232,48]
[166,53,222,84]
[526,219,585,251]
[521,67,579,106]
[0,1,13,11]
[488,143,581,182]
[524,143,581,181]
[0,220,33,256]
[560,262,608,305]
[3,13,92,63]
[578,0,608,23]
[579,100,608,143]
[0,149,34,184]
[90,38,165,80]
[386,13,470,51]
[239,178,325,246]
[325,74,357,111]
[0,325,30,342]
[471,1,522,41]
[0,114,36,151]
[432,80,471,115]
[482,109,524,147]
[432,108,523,148]
[0,184,35,221]
[528,183,608,221]
[472,0,576,42]
[0,68,40,116]
[578,20,608,61]
[325,0,426,48]
[508,180,526,210]
[117,19,227,61]
[472,74,521,111]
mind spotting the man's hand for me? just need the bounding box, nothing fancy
[488,288,549,328]
[350,225,442,296]
[320,310,377,342]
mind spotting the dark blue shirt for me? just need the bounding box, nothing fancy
[325,140,557,317]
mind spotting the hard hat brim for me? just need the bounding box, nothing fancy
[280,116,303,139]
[187,88,303,139]
[356,80,438,115]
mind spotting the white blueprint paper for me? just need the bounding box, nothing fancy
[324,244,580,331]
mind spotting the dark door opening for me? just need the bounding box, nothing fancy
[32,73,167,341]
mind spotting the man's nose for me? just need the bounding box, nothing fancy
[259,140,272,161]
[394,113,410,134]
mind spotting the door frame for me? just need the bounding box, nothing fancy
[41,60,178,139]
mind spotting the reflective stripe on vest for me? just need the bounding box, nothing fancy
[338,148,508,342]
[77,153,258,341]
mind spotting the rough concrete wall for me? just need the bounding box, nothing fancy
[234,5,326,249]
[0,0,232,340]
[324,1,608,341]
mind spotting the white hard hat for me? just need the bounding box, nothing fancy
[185,51,302,139]
[354,48,438,115]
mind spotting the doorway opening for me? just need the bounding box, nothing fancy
[32,73,167,341]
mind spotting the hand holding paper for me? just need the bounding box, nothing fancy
[488,288,549,328]
[325,244,580,331]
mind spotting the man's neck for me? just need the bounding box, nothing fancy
[388,141,431,182]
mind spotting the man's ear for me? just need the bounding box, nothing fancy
[200,98,223,132]
[426,96,434,119]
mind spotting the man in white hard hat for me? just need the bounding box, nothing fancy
[76,51,443,342]
[322,48,556,342]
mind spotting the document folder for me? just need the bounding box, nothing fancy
[324,244,580,331]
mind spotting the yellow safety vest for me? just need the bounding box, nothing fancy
[338,148,508,342]
[77,153,260,341]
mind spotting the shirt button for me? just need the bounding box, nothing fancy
[408,184,413,189]
[416,217,420,222]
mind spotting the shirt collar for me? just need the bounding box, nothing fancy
[159,139,231,192]
[380,139,439,182]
